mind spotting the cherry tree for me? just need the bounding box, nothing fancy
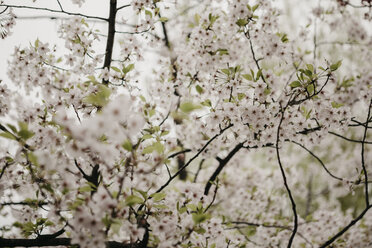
[0,0,371,247]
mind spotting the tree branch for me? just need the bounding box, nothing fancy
[319,204,372,248]
[0,4,107,21]
[361,99,372,206]
[204,142,245,196]
[276,104,298,248]
[291,141,344,181]
[0,237,142,248]
[102,0,117,85]
[155,124,233,194]
[329,131,372,145]
[116,4,130,11]
[244,28,268,86]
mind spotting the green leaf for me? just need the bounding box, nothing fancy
[194,227,206,234]
[221,69,230,75]
[142,145,155,154]
[245,226,257,237]
[304,69,313,78]
[237,93,246,100]
[160,130,169,136]
[180,102,201,113]
[306,84,315,95]
[0,132,17,140]
[306,64,314,73]
[83,85,111,107]
[145,10,152,18]
[6,124,17,133]
[125,195,144,206]
[111,66,121,73]
[159,17,168,22]
[142,134,153,140]
[331,101,344,108]
[195,85,204,94]
[290,81,301,88]
[281,33,289,43]
[201,99,212,107]
[28,152,39,166]
[252,4,259,12]
[123,64,135,74]
[134,189,148,200]
[194,14,200,25]
[256,69,262,81]
[153,204,167,209]
[242,74,253,81]
[150,192,166,202]
[330,60,342,71]
[236,19,248,26]
[122,139,132,151]
[18,130,34,140]
[79,185,94,192]
[18,122,34,140]
[192,213,211,224]
[153,141,164,154]
[216,48,229,55]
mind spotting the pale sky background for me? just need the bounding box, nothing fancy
[0,0,118,86]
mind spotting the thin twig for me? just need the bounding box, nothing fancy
[244,28,268,86]
[0,4,107,21]
[329,131,372,144]
[193,159,205,183]
[204,142,245,195]
[204,183,218,213]
[361,99,372,206]
[155,124,233,194]
[276,103,298,248]
[167,149,192,159]
[116,4,131,11]
[56,0,63,11]
[291,141,344,181]
[319,204,372,248]
[227,222,313,248]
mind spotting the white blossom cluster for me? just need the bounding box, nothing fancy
[0,0,371,247]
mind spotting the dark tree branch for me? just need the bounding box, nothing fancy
[0,161,11,180]
[291,141,344,181]
[204,142,245,196]
[349,118,372,128]
[204,182,219,213]
[361,99,372,206]
[297,126,321,135]
[288,74,331,106]
[276,104,298,248]
[346,2,372,8]
[1,200,49,207]
[102,0,117,85]
[167,149,192,159]
[55,0,63,11]
[74,159,100,191]
[193,159,205,183]
[329,131,372,145]
[319,204,372,248]
[244,28,268,86]
[116,4,131,11]
[305,174,313,217]
[155,124,233,194]
[0,4,107,21]
[0,237,143,248]
[36,227,65,241]
[227,221,313,247]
